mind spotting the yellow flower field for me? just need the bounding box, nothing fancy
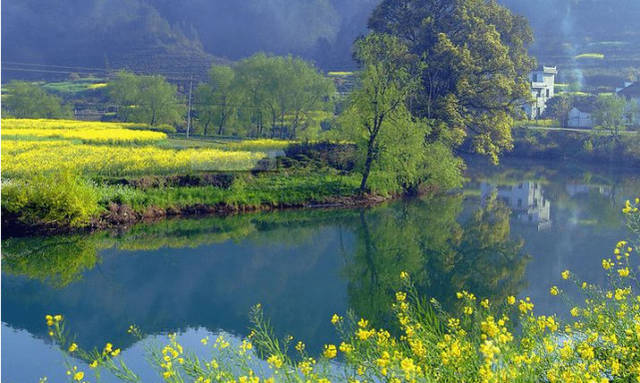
[2,118,145,130]
[1,119,274,177]
[3,127,167,144]
[2,140,267,177]
[2,118,166,144]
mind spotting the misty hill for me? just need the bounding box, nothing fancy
[1,0,217,81]
[3,0,640,88]
[502,0,640,89]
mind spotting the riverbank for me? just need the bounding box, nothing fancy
[506,127,640,167]
[2,169,400,237]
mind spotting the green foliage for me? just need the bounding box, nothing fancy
[193,56,335,140]
[1,171,99,228]
[195,65,237,136]
[593,94,627,138]
[108,71,184,126]
[509,129,640,167]
[341,33,462,194]
[231,54,336,139]
[2,81,72,119]
[369,0,536,163]
[2,235,101,287]
[97,173,361,212]
[542,95,573,128]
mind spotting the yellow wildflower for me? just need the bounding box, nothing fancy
[267,355,283,369]
[323,344,337,359]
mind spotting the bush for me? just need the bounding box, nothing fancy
[2,171,99,229]
[127,123,177,134]
[153,124,177,134]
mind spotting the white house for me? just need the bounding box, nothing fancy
[567,107,594,129]
[524,66,557,119]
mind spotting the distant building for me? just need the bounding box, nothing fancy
[567,96,597,129]
[524,66,557,119]
[481,181,551,230]
[567,107,594,128]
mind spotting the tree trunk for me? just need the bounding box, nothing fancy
[359,135,376,194]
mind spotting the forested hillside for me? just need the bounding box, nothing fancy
[3,0,640,87]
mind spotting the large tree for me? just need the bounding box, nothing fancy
[341,33,463,194]
[368,0,536,162]
[593,94,627,139]
[108,71,184,126]
[543,95,572,128]
[2,81,71,119]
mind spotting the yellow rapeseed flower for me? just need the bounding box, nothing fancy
[561,270,570,280]
[68,343,78,353]
[550,286,560,296]
[507,296,516,305]
[267,354,284,369]
[323,344,337,359]
[618,267,630,277]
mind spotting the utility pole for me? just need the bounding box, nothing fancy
[186,75,193,139]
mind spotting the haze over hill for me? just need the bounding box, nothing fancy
[3,0,640,87]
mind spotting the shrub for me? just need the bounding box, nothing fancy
[2,171,99,229]
[151,124,177,134]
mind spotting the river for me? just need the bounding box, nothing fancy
[2,158,639,382]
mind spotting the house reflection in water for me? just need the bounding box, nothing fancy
[481,182,552,230]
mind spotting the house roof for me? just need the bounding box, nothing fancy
[618,82,640,98]
[572,95,597,113]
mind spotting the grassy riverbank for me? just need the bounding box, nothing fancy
[1,119,373,236]
[507,128,640,167]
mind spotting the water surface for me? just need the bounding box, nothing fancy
[2,159,638,382]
